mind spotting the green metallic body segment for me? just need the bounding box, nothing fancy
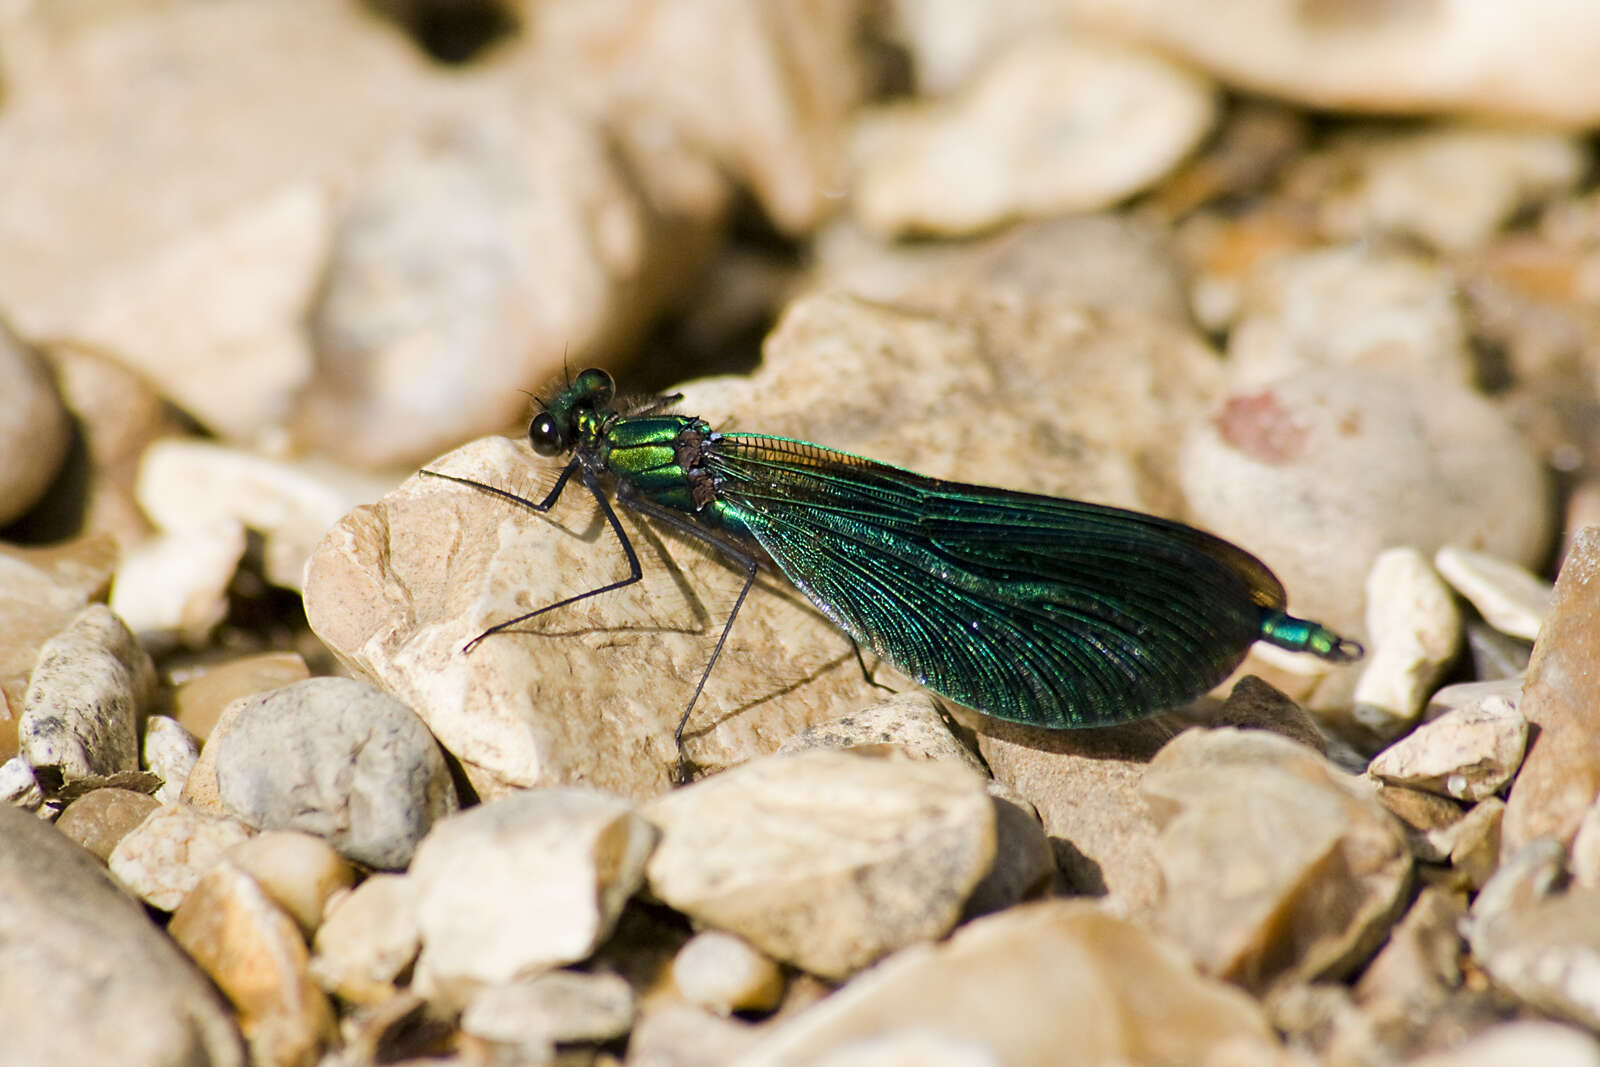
[694,433,1287,728]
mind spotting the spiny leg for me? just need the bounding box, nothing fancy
[420,463,646,651]
[851,640,896,695]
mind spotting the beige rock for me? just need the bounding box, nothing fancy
[1502,528,1600,858]
[461,970,635,1052]
[1435,545,1554,642]
[211,677,457,870]
[0,803,244,1066]
[626,1003,762,1067]
[1573,798,1600,891]
[851,33,1215,236]
[1142,728,1411,991]
[1180,369,1550,642]
[1402,1022,1600,1067]
[108,804,254,911]
[740,900,1276,1066]
[645,750,994,980]
[1354,547,1466,735]
[1064,0,1600,125]
[1448,798,1505,890]
[1226,245,1475,390]
[1290,124,1588,252]
[776,691,984,773]
[226,831,355,938]
[135,438,393,591]
[964,712,1174,919]
[1368,696,1526,802]
[110,518,247,646]
[410,788,656,1005]
[19,604,156,783]
[309,873,421,1006]
[886,0,1064,95]
[54,786,161,864]
[0,538,118,756]
[0,319,71,526]
[1375,783,1465,863]
[170,861,337,1067]
[1467,887,1600,1030]
[673,930,785,1016]
[142,714,200,806]
[524,0,869,233]
[170,651,309,742]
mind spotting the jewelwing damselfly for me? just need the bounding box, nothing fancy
[422,368,1361,773]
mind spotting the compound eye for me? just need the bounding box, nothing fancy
[573,368,615,406]
[528,412,566,457]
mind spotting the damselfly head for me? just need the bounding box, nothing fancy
[529,367,617,456]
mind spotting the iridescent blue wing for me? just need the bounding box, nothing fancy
[705,433,1286,729]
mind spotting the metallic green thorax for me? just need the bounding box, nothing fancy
[473,368,1362,733]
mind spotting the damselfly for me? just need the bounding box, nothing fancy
[423,369,1361,770]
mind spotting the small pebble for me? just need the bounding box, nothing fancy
[1448,799,1506,890]
[19,604,156,783]
[673,931,785,1017]
[226,830,355,938]
[107,804,254,911]
[1142,727,1411,991]
[645,750,995,981]
[0,755,43,812]
[1367,696,1527,802]
[211,676,457,869]
[1352,548,1462,734]
[1435,544,1554,642]
[409,788,657,1005]
[169,861,338,1067]
[110,519,247,646]
[852,33,1215,236]
[54,787,162,863]
[309,873,421,1006]
[461,970,635,1051]
[142,714,201,806]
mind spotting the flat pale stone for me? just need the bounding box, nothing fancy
[1353,548,1462,735]
[309,873,421,1006]
[108,805,254,911]
[1467,887,1600,1030]
[644,750,995,981]
[1142,727,1411,992]
[1502,528,1600,858]
[135,438,392,591]
[169,861,337,1067]
[1064,0,1600,126]
[110,519,247,645]
[409,788,656,1005]
[20,604,156,783]
[740,899,1276,1066]
[1402,1022,1600,1067]
[852,33,1215,236]
[1368,698,1526,802]
[1435,545,1554,642]
[461,970,635,1050]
